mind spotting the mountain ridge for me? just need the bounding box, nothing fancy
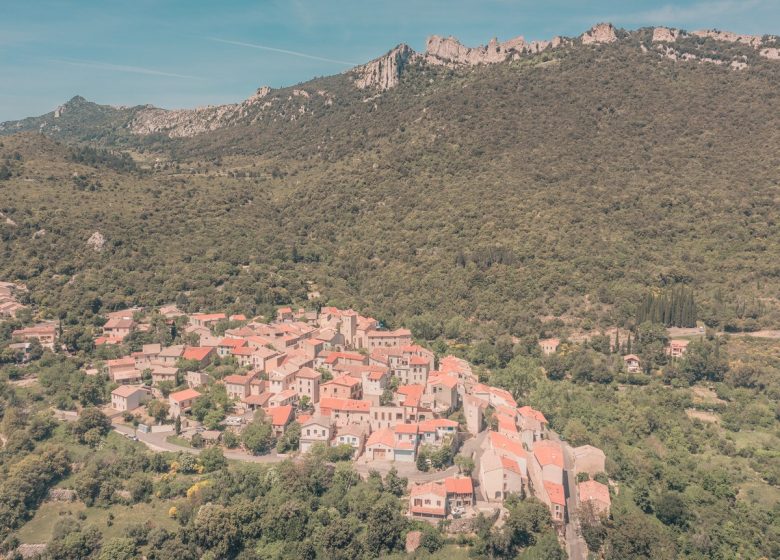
[1,22,778,143]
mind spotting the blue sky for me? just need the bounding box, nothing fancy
[2,0,779,121]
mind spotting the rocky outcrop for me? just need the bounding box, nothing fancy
[652,27,682,43]
[760,47,780,60]
[581,23,617,45]
[691,29,765,48]
[86,231,105,252]
[423,34,567,66]
[128,86,275,137]
[353,44,419,90]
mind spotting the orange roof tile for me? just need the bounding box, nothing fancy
[183,346,213,361]
[444,477,474,495]
[219,338,247,348]
[268,405,293,426]
[517,406,548,424]
[544,481,566,506]
[578,480,610,506]
[417,418,459,432]
[366,427,395,448]
[533,440,564,468]
[169,388,201,402]
[489,431,526,459]
[394,423,419,434]
[319,397,370,413]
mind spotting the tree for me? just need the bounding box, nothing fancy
[384,467,407,497]
[98,537,136,560]
[192,504,241,559]
[175,415,182,435]
[147,400,170,425]
[73,407,111,443]
[518,531,565,559]
[365,496,406,556]
[127,473,153,502]
[241,421,274,455]
[654,491,689,527]
[276,421,301,453]
[199,447,227,472]
[455,454,475,475]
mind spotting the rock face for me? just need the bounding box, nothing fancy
[581,23,617,45]
[652,27,682,43]
[423,34,565,66]
[760,47,780,60]
[691,29,765,48]
[353,44,419,90]
[86,231,106,252]
[129,86,275,138]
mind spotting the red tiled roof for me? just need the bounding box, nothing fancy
[533,440,564,469]
[489,431,526,459]
[268,405,293,426]
[223,374,251,385]
[444,477,474,495]
[398,384,425,408]
[183,346,213,361]
[394,423,419,434]
[325,375,361,387]
[242,392,271,407]
[500,456,523,474]
[219,338,247,348]
[409,356,430,366]
[191,313,226,322]
[417,418,459,432]
[295,367,321,379]
[107,357,136,367]
[428,374,458,389]
[319,397,370,413]
[231,346,255,356]
[579,480,610,506]
[366,427,395,448]
[169,388,201,402]
[112,385,146,398]
[517,406,548,424]
[544,481,566,506]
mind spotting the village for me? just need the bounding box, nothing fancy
[6,299,695,552]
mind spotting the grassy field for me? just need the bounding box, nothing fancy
[17,499,178,544]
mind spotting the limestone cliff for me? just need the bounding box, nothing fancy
[352,44,419,90]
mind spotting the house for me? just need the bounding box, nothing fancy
[150,365,178,385]
[538,338,560,355]
[426,374,459,413]
[186,371,212,388]
[668,339,690,358]
[573,445,606,477]
[320,375,362,400]
[319,397,371,428]
[103,317,135,341]
[530,440,566,522]
[217,338,247,357]
[276,307,294,322]
[517,406,548,448]
[189,313,227,328]
[133,344,162,369]
[154,345,185,366]
[333,424,366,457]
[365,428,396,461]
[417,418,459,446]
[111,385,150,412]
[242,392,272,411]
[479,448,525,501]
[12,323,57,349]
[106,357,139,384]
[444,476,475,509]
[300,416,332,453]
[463,394,487,435]
[393,423,420,462]
[169,388,201,418]
[623,354,641,373]
[323,351,367,371]
[224,374,253,400]
[268,364,298,394]
[367,328,413,349]
[267,405,294,437]
[578,480,611,517]
[409,482,448,519]
[370,404,408,430]
[268,389,297,408]
[294,367,321,404]
[543,481,566,522]
[182,346,215,368]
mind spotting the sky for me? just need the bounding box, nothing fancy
[1,0,779,121]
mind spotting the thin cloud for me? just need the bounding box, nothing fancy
[209,37,357,66]
[53,58,200,79]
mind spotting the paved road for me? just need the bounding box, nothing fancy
[562,443,587,560]
[112,424,287,463]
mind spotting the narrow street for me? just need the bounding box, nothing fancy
[562,443,587,560]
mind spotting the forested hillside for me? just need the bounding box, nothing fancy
[2,33,780,342]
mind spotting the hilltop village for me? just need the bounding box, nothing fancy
[7,302,636,537]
